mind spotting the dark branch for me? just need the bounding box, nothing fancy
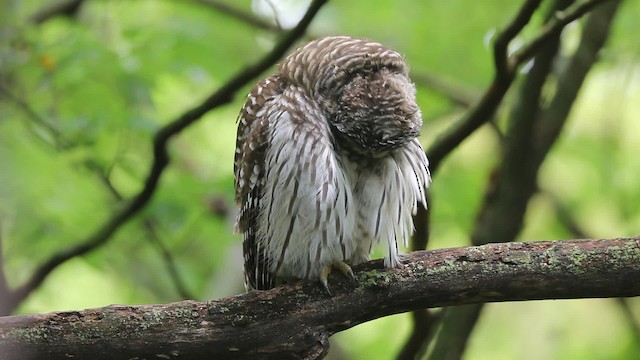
[493,0,544,81]
[0,84,72,150]
[396,309,438,360]
[426,0,541,173]
[532,0,620,160]
[191,0,281,32]
[411,72,480,108]
[426,0,614,173]
[28,0,85,24]
[427,304,482,360]
[3,0,328,315]
[405,2,553,353]
[617,298,640,344]
[143,219,195,300]
[472,0,570,247]
[545,190,589,239]
[0,95,196,307]
[427,3,622,359]
[512,0,618,65]
[1,237,638,360]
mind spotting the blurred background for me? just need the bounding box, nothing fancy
[0,0,639,359]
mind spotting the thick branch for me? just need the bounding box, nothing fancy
[0,237,638,360]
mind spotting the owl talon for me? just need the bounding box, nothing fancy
[320,265,333,295]
[321,279,332,296]
[334,261,356,280]
[319,261,355,294]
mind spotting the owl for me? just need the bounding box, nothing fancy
[234,36,430,293]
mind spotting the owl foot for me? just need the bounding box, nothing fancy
[320,261,356,295]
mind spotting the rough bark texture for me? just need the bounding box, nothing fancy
[1,237,638,360]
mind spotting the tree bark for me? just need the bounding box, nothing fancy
[1,237,638,360]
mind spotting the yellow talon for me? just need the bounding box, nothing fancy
[319,261,355,295]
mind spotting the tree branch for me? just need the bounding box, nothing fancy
[0,237,638,360]
[0,84,72,150]
[191,0,281,32]
[426,0,541,173]
[412,0,614,251]
[407,1,578,355]
[471,0,570,248]
[426,3,622,359]
[28,0,86,24]
[0,96,196,310]
[545,190,589,238]
[493,0,544,81]
[142,218,195,300]
[2,0,328,315]
[396,309,439,360]
[511,0,618,65]
[411,72,480,108]
[617,298,640,344]
[426,0,615,173]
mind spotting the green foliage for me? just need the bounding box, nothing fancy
[1,1,639,359]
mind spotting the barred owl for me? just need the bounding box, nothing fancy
[234,36,430,292]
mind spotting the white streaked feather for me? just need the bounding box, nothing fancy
[349,140,431,268]
[256,102,430,278]
[258,90,357,280]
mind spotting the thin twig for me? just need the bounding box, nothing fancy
[544,190,589,238]
[88,162,197,300]
[4,0,329,314]
[617,298,640,344]
[142,219,195,300]
[0,84,72,150]
[411,72,480,108]
[191,0,281,32]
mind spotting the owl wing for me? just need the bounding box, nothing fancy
[256,86,356,284]
[234,75,284,290]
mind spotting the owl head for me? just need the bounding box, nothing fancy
[280,36,422,158]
